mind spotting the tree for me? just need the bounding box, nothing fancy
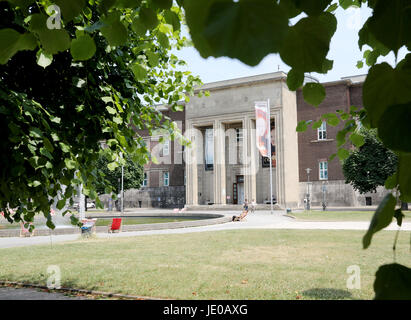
[0,1,198,229]
[94,151,144,195]
[343,129,398,194]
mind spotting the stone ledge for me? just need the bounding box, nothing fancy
[0,213,231,238]
[0,280,167,300]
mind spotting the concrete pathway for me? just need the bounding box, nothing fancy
[0,210,409,249]
[0,286,87,300]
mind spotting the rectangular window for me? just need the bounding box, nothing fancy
[318,121,327,140]
[142,172,148,187]
[319,161,328,180]
[163,140,170,156]
[205,128,214,170]
[163,172,169,186]
[236,128,243,142]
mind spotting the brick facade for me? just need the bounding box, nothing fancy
[297,80,363,183]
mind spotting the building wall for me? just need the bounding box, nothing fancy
[134,108,186,207]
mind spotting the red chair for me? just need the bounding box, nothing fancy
[108,218,122,233]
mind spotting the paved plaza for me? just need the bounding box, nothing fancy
[0,210,409,249]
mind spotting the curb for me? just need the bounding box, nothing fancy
[0,280,169,300]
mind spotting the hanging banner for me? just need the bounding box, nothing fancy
[255,101,270,157]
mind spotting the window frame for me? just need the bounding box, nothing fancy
[317,121,327,141]
[163,171,169,186]
[319,161,328,180]
[142,172,148,187]
[162,139,170,156]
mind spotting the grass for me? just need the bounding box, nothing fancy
[0,229,410,300]
[291,210,411,222]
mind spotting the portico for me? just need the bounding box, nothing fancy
[185,72,300,208]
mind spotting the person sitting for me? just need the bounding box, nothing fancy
[250,199,257,213]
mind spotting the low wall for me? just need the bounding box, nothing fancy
[99,186,186,209]
[0,212,231,237]
[298,180,391,207]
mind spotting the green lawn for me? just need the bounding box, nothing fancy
[0,229,409,300]
[291,210,411,222]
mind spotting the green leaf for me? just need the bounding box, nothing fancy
[157,32,169,48]
[280,12,337,72]
[286,68,304,91]
[337,148,349,161]
[339,0,361,10]
[384,172,398,190]
[70,34,96,61]
[36,50,53,68]
[139,7,159,30]
[322,113,340,126]
[296,120,308,132]
[367,0,411,54]
[312,119,323,130]
[101,12,128,46]
[374,264,411,300]
[106,106,117,114]
[64,158,76,170]
[363,193,396,249]
[184,0,289,66]
[326,3,338,12]
[107,161,118,171]
[59,142,70,153]
[46,219,55,230]
[152,0,172,10]
[164,10,181,32]
[349,132,365,148]
[378,104,411,153]
[38,29,71,55]
[131,17,147,37]
[130,63,147,81]
[293,0,332,16]
[356,60,363,69]
[302,82,326,106]
[55,0,86,22]
[398,153,411,202]
[394,209,404,227]
[146,51,160,67]
[56,199,66,210]
[0,29,37,64]
[43,137,54,153]
[363,63,411,128]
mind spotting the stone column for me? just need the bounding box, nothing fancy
[244,117,257,203]
[185,121,198,205]
[213,120,226,204]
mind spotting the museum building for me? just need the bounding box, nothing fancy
[124,72,389,209]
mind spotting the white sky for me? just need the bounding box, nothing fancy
[173,5,408,84]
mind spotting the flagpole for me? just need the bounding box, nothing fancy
[268,99,273,215]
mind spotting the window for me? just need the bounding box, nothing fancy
[236,128,243,142]
[142,172,148,187]
[162,140,170,156]
[317,121,327,140]
[163,172,169,186]
[205,128,214,170]
[319,161,328,180]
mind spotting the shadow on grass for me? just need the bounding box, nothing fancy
[302,288,354,300]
